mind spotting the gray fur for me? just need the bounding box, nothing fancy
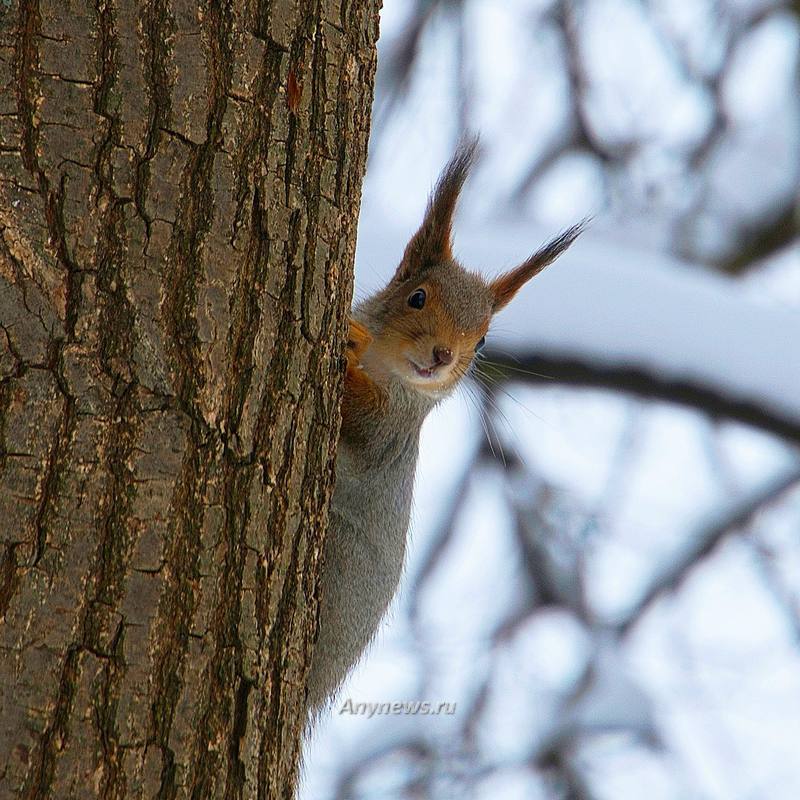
[305,335,434,716]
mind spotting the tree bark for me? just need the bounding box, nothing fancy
[0,1,380,798]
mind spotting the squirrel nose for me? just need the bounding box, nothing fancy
[432,346,454,366]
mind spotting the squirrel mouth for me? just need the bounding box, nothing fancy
[408,359,438,380]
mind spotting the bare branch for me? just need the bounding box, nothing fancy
[617,466,800,636]
[483,347,800,447]
[721,202,800,274]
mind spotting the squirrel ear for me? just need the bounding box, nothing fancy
[394,138,479,282]
[489,221,587,312]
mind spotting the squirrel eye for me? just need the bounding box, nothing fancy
[408,288,426,309]
[475,336,486,352]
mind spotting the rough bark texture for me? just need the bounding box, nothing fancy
[0,1,380,798]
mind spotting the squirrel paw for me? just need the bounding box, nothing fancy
[346,319,372,367]
[342,318,384,433]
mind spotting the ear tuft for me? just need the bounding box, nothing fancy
[394,137,480,282]
[490,219,588,312]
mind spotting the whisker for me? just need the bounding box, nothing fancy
[471,365,549,428]
[470,377,529,467]
[463,382,501,462]
[477,355,556,382]
[466,369,517,465]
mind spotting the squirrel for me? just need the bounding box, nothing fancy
[305,140,584,718]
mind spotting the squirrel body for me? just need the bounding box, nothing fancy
[305,313,429,714]
[305,142,584,717]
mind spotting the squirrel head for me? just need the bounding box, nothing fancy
[362,140,585,400]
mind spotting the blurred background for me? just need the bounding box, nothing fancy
[304,1,800,797]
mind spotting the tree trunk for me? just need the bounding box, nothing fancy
[0,1,380,797]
